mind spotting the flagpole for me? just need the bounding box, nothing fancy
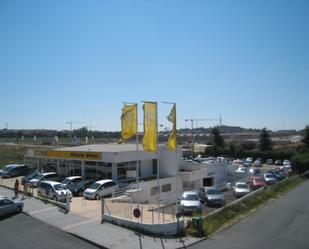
[123,102,140,217]
[141,101,159,223]
[155,102,160,224]
[162,101,178,214]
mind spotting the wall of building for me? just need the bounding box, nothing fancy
[158,146,182,177]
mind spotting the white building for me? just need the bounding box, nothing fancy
[25,144,228,204]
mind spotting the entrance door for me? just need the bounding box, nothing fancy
[203,177,213,186]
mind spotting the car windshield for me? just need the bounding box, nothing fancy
[265,174,274,178]
[26,171,38,178]
[207,189,221,195]
[236,183,248,189]
[88,182,101,190]
[54,184,66,191]
[182,194,199,201]
[61,179,71,185]
[32,173,44,180]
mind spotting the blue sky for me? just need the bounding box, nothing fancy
[0,0,308,131]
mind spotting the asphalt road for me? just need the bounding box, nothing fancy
[0,213,100,249]
[189,180,309,249]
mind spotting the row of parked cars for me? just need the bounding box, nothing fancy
[0,164,119,202]
[20,171,119,202]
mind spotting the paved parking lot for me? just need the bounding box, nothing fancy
[0,163,283,221]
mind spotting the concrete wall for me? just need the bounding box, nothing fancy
[158,146,182,177]
[102,214,184,236]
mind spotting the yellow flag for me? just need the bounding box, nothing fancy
[167,104,177,150]
[142,102,157,152]
[118,104,137,144]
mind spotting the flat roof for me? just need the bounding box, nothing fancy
[54,144,147,153]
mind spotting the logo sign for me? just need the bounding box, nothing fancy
[133,208,141,218]
[33,150,102,160]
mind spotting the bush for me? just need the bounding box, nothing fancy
[291,153,309,174]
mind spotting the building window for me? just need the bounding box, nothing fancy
[150,186,160,196]
[152,159,157,175]
[162,184,171,192]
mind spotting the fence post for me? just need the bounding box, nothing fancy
[101,198,105,224]
[152,206,154,224]
[66,192,70,213]
[141,206,143,224]
[163,207,165,224]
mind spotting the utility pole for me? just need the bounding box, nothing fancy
[65,121,90,131]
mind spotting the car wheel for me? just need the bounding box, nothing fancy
[16,205,22,213]
[52,195,58,202]
[95,194,100,200]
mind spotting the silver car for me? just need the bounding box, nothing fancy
[264,173,277,185]
[0,196,23,217]
[179,191,202,214]
[233,182,250,198]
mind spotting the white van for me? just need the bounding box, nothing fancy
[83,179,119,200]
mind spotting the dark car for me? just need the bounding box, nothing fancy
[274,160,282,166]
[198,187,225,207]
[70,180,95,196]
[0,164,28,178]
[267,170,286,181]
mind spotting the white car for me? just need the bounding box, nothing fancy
[83,179,119,200]
[235,167,247,173]
[233,182,250,198]
[37,181,72,202]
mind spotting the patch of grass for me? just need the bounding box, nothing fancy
[0,145,28,167]
[187,176,305,237]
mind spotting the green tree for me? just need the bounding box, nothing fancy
[212,127,224,148]
[259,128,272,151]
[302,125,309,148]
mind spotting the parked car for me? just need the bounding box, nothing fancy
[60,176,83,189]
[246,157,253,163]
[274,160,282,166]
[283,164,293,176]
[233,182,250,198]
[283,160,291,166]
[249,167,260,176]
[37,181,72,202]
[266,159,273,165]
[235,167,247,173]
[83,179,119,200]
[268,170,286,181]
[277,166,290,177]
[179,191,202,214]
[264,173,277,185]
[0,164,28,178]
[253,160,262,167]
[0,196,23,217]
[198,187,225,207]
[28,172,58,188]
[70,180,95,197]
[250,176,266,190]
[21,170,40,184]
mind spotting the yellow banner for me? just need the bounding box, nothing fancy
[142,102,157,152]
[118,104,137,143]
[167,104,177,150]
[33,150,102,160]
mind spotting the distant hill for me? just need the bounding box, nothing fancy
[177,125,262,134]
